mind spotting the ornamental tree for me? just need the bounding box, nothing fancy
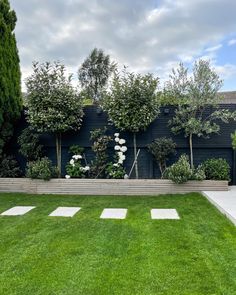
[78,48,116,103]
[26,61,84,176]
[165,60,236,168]
[0,0,22,156]
[102,70,160,178]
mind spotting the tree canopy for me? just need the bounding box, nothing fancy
[0,0,22,156]
[78,48,116,103]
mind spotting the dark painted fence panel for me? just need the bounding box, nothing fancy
[8,105,236,183]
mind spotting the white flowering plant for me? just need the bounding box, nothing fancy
[65,145,90,178]
[106,133,127,179]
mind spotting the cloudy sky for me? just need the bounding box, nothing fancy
[11,0,236,91]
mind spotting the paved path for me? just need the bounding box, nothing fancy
[203,186,236,225]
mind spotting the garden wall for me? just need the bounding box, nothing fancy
[8,105,236,184]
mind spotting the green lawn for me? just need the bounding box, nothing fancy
[0,193,235,295]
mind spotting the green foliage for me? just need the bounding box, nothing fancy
[0,155,21,177]
[25,61,84,175]
[231,131,236,150]
[164,154,206,184]
[90,128,112,178]
[102,69,160,133]
[18,127,43,161]
[202,158,230,181]
[26,61,84,134]
[65,146,89,178]
[0,0,22,156]
[148,137,176,176]
[78,48,116,102]
[103,69,160,178]
[165,60,236,168]
[164,154,193,184]
[191,165,206,181]
[26,157,57,181]
[106,162,126,179]
[105,133,127,179]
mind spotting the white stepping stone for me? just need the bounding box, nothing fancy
[151,209,180,219]
[49,207,81,217]
[100,208,127,219]
[1,206,35,216]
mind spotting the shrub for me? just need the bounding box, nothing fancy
[232,131,236,150]
[106,162,126,179]
[164,154,192,184]
[26,157,57,181]
[65,146,90,178]
[191,165,206,181]
[148,137,176,176]
[0,155,22,177]
[202,158,230,181]
[18,127,43,161]
[90,128,111,178]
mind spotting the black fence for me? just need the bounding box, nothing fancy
[8,105,236,184]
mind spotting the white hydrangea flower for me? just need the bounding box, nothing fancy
[65,175,71,179]
[70,159,75,165]
[118,158,124,164]
[113,163,119,167]
[114,133,120,137]
[84,166,90,171]
[118,151,123,157]
[124,174,129,179]
[114,145,120,151]
[120,155,126,161]
[119,139,126,145]
[115,137,120,142]
[120,146,127,152]
[77,155,82,159]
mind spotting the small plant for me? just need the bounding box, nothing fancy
[191,165,206,181]
[202,158,230,181]
[164,154,192,184]
[106,133,127,179]
[231,131,236,150]
[26,157,57,181]
[90,128,112,178]
[0,155,22,178]
[18,127,43,161]
[65,145,90,178]
[148,137,176,177]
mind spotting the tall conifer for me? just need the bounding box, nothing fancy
[0,0,22,155]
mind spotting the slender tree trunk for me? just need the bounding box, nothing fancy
[133,132,139,179]
[55,132,62,177]
[189,133,194,169]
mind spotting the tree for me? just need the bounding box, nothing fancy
[26,61,84,176]
[165,60,236,168]
[78,48,116,103]
[148,137,176,177]
[103,70,160,178]
[0,0,22,156]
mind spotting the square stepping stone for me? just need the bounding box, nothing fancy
[1,206,35,216]
[49,207,81,217]
[100,208,127,219]
[151,209,180,219]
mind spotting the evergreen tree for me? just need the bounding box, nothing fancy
[0,0,22,156]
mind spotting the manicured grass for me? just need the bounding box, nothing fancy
[0,193,236,295]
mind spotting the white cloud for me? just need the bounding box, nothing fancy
[10,0,236,91]
[205,44,222,52]
[228,39,236,46]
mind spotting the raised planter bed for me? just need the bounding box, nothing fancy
[0,178,229,195]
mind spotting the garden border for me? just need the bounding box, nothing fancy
[0,178,228,195]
